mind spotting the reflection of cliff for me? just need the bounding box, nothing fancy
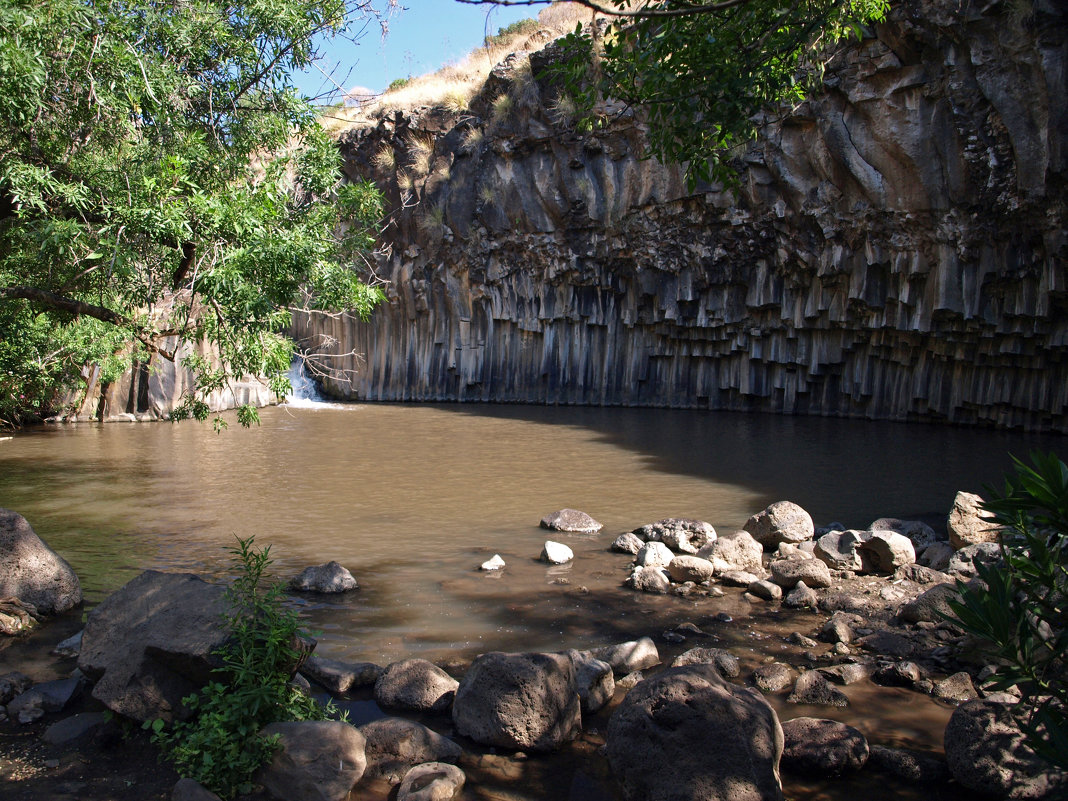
[295,0,1068,431]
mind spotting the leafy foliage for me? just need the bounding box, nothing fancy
[948,452,1068,770]
[149,536,343,799]
[545,0,890,187]
[0,0,387,427]
[484,16,540,46]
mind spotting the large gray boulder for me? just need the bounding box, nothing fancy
[857,531,916,574]
[947,491,1001,549]
[257,720,366,801]
[374,659,458,713]
[396,762,466,801]
[868,518,940,551]
[813,530,869,571]
[358,718,462,784]
[744,502,814,549]
[667,555,716,584]
[768,558,832,589]
[634,518,716,554]
[0,508,82,616]
[301,655,382,694]
[77,570,229,722]
[565,649,615,713]
[606,663,784,801]
[452,651,581,752]
[899,583,960,624]
[289,561,358,593]
[944,700,1066,799]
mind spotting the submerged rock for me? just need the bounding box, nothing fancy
[289,561,358,593]
[359,718,463,784]
[540,509,602,534]
[541,540,574,564]
[396,762,466,801]
[781,717,868,776]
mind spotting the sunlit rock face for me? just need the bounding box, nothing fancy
[297,0,1067,431]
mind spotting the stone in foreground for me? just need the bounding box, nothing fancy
[947,491,1001,549]
[374,658,458,713]
[257,720,366,801]
[0,508,82,616]
[540,509,602,533]
[289,561,358,593]
[591,637,661,675]
[358,717,463,784]
[77,570,229,722]
[452,651,581,752]
[606,663,784,801]
[397,762,466,801]
[781,717,868,775]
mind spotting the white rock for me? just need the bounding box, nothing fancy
[635,541,674,567]
[480,554,506,571]
[541,541,574,564]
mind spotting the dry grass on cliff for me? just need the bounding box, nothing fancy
[321,2,597,132]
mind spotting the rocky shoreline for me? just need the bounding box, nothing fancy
[1,499,1065,801]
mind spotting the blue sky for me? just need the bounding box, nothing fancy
[291,0,538,101]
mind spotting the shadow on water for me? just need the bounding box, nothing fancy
[430,403,1066,527]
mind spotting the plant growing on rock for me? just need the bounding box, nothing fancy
[149,536,342,799]
[947,452,1068,770]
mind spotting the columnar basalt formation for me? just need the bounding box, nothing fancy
[294,0,1068,431]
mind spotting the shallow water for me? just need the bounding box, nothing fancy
[0,404,1061,799]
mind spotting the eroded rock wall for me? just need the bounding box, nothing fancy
[295,0,1068,431]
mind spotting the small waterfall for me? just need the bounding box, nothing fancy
[283,357,329,408]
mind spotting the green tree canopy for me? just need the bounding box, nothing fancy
[465,0,890,185]
[0,0,387,427]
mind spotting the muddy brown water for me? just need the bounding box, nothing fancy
[0,403,1062,800]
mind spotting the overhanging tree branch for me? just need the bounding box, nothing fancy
[456,0,756,18]
[0,286,128,326]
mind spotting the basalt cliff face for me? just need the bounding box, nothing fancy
[295,0,1068,431]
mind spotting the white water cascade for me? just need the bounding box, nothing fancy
[283,357,331,408]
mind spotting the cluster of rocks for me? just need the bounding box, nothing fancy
[2,499,1065,801]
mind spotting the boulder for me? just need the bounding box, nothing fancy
[872,661,925,687]
[540,509,602,534]
[744,501,814,548]
[697,530,764,573]
[0,508,82,616]
[606,663,784,801]
[565,649,615,713]
[857,631,916,659]
[856,532,915,574]
[635,541,674,568]
[288,561,358,593]
[867,744,949,784]
[748,579,783,601]
[787,671,849,707]
[768,558,832,589]
[918,541,954,571]
[374,659,458,713]
[479,554,506,571]
[820,612,862,644]
[947,492,1001,549]
[42,711,107,745]
[718,569,762,587]
[77,570,230,722]
[396,762,466,801]
[751,663,798,693]
[671,647,741,678]
[302,655,382,694]
[540,540,574,564]
[633,518,716,554]
[868,518,940,550]
[784,581,819,609]
[257,720,366,801]
[945,700,1066,799]
[813,530,869,571]
[452,651,581,751]
[947,542,1001,577]
[8,676,83,718]
[625,565,671,594]
[816,662,872,685]
[933,672,978,703]
[899,583,960,624]
[667,555,716,584]
[781,717,868,775]
[358,718,462,784]
[0,671,32,704]
[591,637,661,675]
[611,532,644,554]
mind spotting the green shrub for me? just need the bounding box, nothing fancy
[948,452,1067,770]
[483,17,540,48]
[387,77,410,92]
[149,536,343,799]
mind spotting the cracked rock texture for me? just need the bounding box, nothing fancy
[296,0,1067,431]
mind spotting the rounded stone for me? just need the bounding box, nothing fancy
[257,720,367,801]
[744,501,815,548]
[625,565,671,594]
[0,508,82,615]
[856,531,916,574]
[540,509,602,533]
[374,659,458,713]
[540,540,574,564]
[751,663,798,693]
[289,561,358,593]
[667,555,716,584]
[633,518,716,554]
[611,532,645,554]
[697,530,764,573]
[606,663,784,801]
[769,558,832,589]
[781,716,868,775]
[358,718,463,784]
[396,762,466,801]
[635,541,674,567]
[451,651,581,752]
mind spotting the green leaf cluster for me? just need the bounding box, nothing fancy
[149,536,345,799]
[484,16,540,47]
[548,0,889,187]
[948,452,1068,770]
[0,0,385,427]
